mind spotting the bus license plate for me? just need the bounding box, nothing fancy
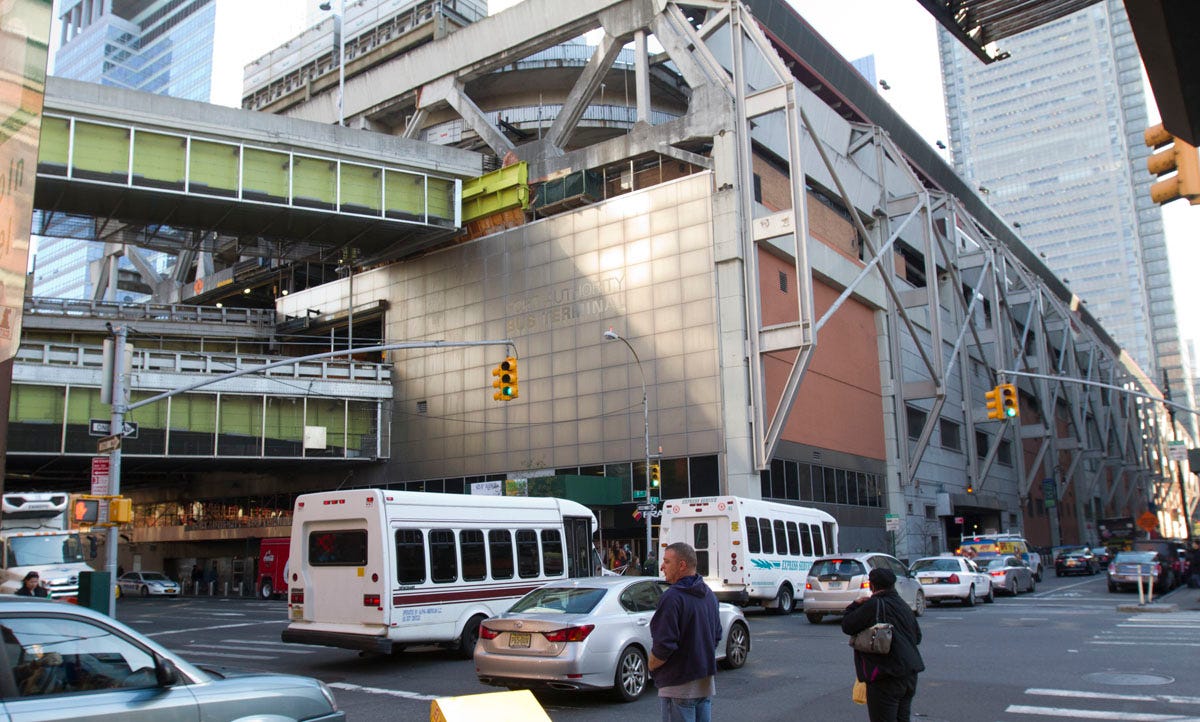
[508,632,531,648]
[290,606,303,620]
[826,582,842,589]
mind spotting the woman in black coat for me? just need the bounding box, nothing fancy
[842,568,925,722]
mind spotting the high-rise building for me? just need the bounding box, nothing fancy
[938,0,1193,419]
[37,0,222,300]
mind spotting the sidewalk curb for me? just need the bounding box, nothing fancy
[1116,602,1179,613]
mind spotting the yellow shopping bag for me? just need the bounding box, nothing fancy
[852,680,867,705]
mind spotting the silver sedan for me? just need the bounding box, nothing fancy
[977,555,1036,595]
[474,576,750,702]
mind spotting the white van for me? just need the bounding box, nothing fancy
[282,489,599,657]
[659,496,838,614]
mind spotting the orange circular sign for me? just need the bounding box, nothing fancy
[1137,511,1159,532]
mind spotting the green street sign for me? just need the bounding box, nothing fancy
[633,490,647,498]
[650,496,660,504]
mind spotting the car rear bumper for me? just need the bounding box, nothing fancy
[917,582,973,599]
[802,590,861,613]
[282,626,394,654]
[474,647,610,691]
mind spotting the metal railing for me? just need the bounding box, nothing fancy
[25,297,277,328]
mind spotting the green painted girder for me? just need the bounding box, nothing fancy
[461,162,529,222]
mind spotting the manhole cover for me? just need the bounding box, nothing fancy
[1082,672,1174,686]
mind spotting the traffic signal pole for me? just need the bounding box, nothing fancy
[103,332,514,617]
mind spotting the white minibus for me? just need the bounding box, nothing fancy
[659,496,838,614]
[282,489,599,657]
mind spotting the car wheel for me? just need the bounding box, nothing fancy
[260,579,273,599]
[806,612,824,624]
[1055,570,1062,577]
[1028,576,1036,593]
[913,591,925,617]
[983,584,995,603]
[1008,577,1018,596]
[962,585,976,607]
[719,621,750,670]
[456,615,485,659]
[1034,566,1044,583]
[1107,581,1118,593]
[612,646,648,702]
[140,585,150,598]
[772,585,794,616]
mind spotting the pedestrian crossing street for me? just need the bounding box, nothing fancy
[1000,611,1200,721]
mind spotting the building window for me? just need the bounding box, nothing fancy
[779,270,788,293]
[939,418,961,451]
[997,439,1012,466]
[925,504,936,520]
[907,406,927,440]
[752,173,762,203]
[975,430,989,460]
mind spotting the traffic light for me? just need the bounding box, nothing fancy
[650,463,661,488]
[72,496,101,524]
[109,497,132,524]
[492,356,518,401]
[998,383,1019,418]
[984,386,1003,420]
[1144,123,1200,205]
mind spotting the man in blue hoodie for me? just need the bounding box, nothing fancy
[649,542,721,722]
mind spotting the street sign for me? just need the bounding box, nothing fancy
[1137,511,1159,532]
[633,490,647,498]
[636,503,656,511]
[90,457,110,495]
[650,496,660,504]
[884,513,901,531]
[954,516,964,525]
[1042,478,1057,508]
[97,435,121,453]
[89,419,139,438]
[1167,440,1187,462]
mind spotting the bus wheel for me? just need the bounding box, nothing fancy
[772,585,794,615]
[457,615,485,659]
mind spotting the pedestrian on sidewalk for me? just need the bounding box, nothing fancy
[842,568,925,722]
[649,542,722,722]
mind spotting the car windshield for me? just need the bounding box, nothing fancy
[910,559,960,573]
[141,572,169,581]
[6,534,85,566]
[1114,552,1156,564]
[508,587,606,615]
[810,559,866,577]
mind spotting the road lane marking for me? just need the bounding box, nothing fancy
[146,620,286,637]
[219,638,328,649]
[178,650,274,660]
[1006,704,1200,720]
[1088,640,1200,647]
[185,643,313,655]
[328,682,437,701]
[1026,689,1200,705]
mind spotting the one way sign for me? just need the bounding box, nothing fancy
[89,419,139,439]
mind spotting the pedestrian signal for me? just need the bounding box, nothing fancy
[72,496,101,524]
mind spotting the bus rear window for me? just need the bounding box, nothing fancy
[309,530,368,566]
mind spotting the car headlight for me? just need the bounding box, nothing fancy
[317,680,339,712]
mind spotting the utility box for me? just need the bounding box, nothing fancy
[77,571,111,613]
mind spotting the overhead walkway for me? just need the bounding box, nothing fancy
[36,77,482,266]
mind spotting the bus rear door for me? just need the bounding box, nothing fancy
[300,523,387,626]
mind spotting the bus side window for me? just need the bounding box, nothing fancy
[395,529,426,584]
[799,524,813,556]
[429,529,458,583]
[489,530,514,580]
[786,521,800,556]
[760,519,775,554]
[461,530,486,582]
[773,520,787,555]
[811,524,825,557]
[746,517,761,554]
[516,530,540,578]
[541,530,564,577]
[822,522,836,554]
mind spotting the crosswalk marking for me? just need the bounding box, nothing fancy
[329,682,437,701]
[1026,689,1200,705]
[1006,704,1200,720]
[185,643,314,655]
[146,620,287,637]
[218,638,327,649]
[179,650,275,660]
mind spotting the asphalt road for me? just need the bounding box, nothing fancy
[115,572,1200,721]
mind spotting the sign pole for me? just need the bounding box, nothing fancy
[105,324,127,617]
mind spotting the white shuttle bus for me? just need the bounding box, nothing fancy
[282,489,599,657]
[659,496,838,614]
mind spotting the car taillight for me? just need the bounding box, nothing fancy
[1154,564,1162,576]
[947,574,960,584]
[805,581,813,590]
[363,594,381,606]
[861,580,871,589]
[479,626,500,640]
[990,571,1005,577]
[541,624,595,643]
[290,588,304,604]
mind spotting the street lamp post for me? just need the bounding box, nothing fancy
[604,328,652,569]
[319,0,346,126]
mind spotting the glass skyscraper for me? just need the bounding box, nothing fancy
[36,0,219,300]
[938,0,1191,408]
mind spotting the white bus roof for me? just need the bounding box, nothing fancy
[662,496,837,523]
[294,488,595,518]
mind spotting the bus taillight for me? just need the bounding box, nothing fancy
[363,594,381,607]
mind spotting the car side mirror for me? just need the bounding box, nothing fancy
[154,653,179,687]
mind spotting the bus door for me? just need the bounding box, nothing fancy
[562,516,593,578]
[302,524,381,625]
[678,516,728,581]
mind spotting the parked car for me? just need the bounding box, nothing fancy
[1055,550,1100,577]
[1094,548,1113,568]
[909,555,994,606]
[802,552,925,624]
[976,555,1035,595]
[1108,550,1173,592]
[0,596,343,720]
[117,571,181,597]
[1131,540,1184,589]
[474,576,750,702]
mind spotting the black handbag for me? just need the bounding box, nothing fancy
[849,597,893,654]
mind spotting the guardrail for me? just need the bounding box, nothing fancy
[25,297,277,327]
